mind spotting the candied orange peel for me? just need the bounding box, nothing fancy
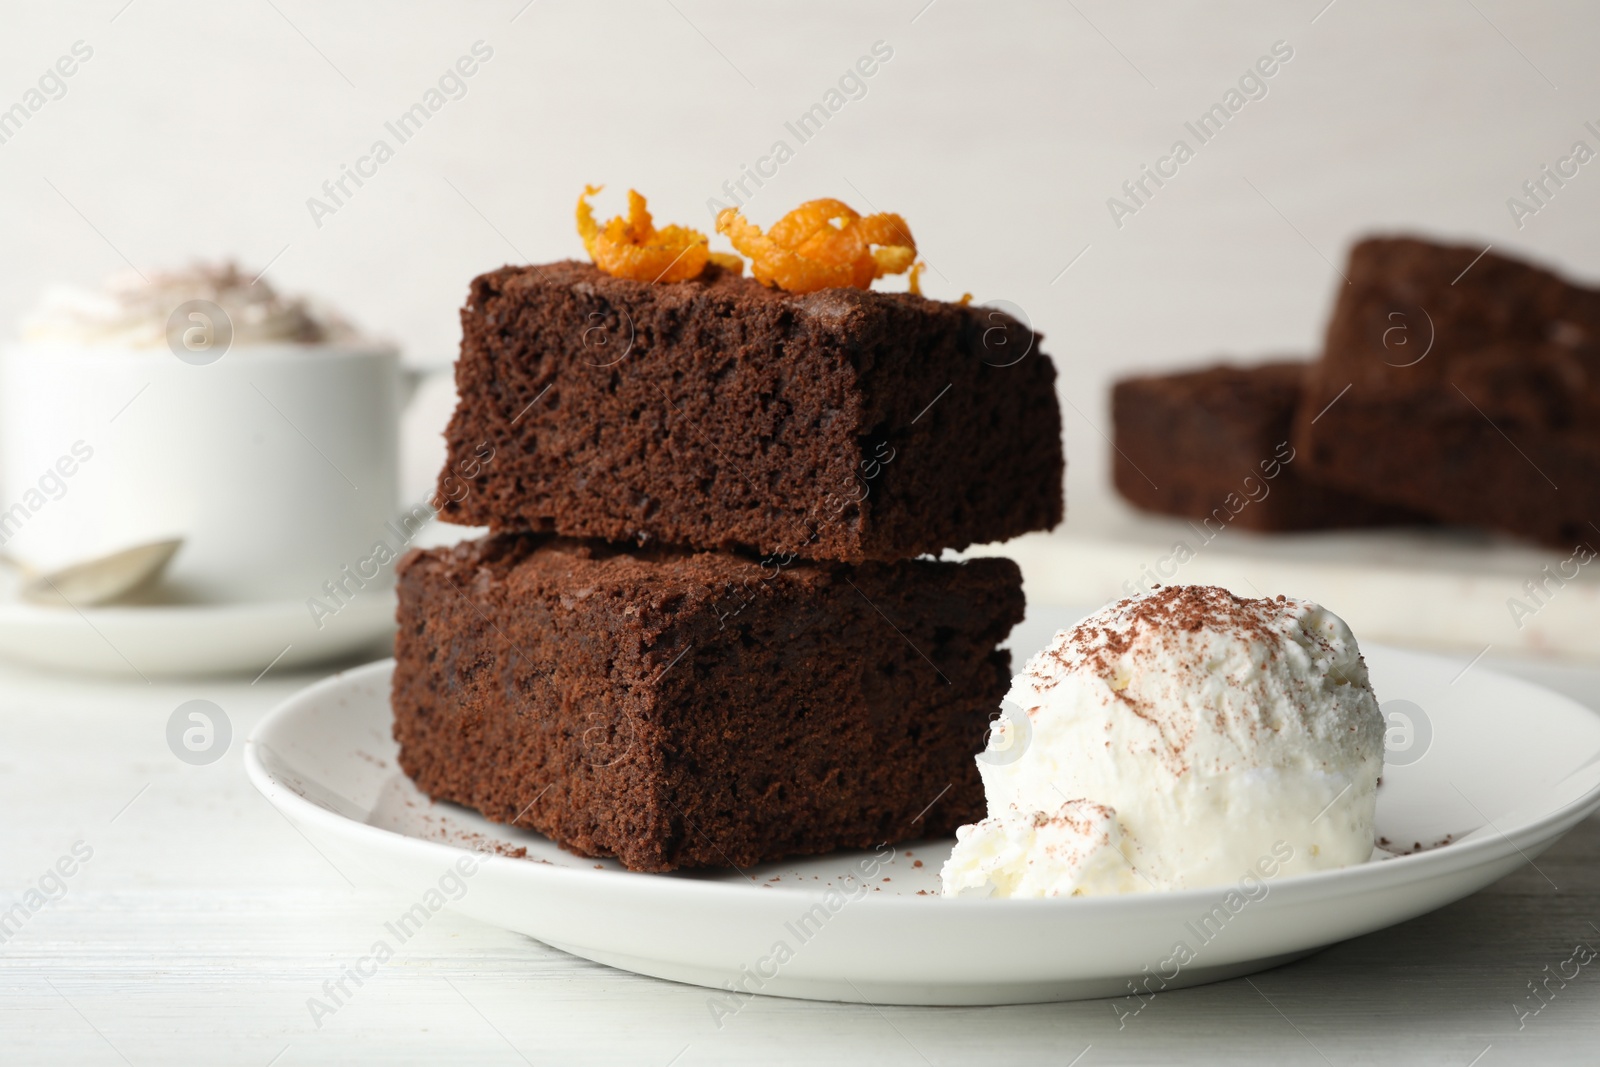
[577,185,740,283]
[715,198,916,293]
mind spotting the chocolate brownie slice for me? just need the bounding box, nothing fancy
[1112,361,1423,530]
[1298,236,1600,547]
[435,260,1063,562]
[391,534,1023,872]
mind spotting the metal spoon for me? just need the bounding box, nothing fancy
[3,538,184,607]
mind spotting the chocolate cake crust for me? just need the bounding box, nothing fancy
[391,534,1024,872]
[1297,236,1600,547]
[435,261,1063,562]
[1113,361,1424,531]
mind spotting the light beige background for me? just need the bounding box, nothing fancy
[3,0,1598,510]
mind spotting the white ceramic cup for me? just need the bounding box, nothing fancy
[0,340,407,603]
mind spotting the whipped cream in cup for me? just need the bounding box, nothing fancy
[21,263,358,349]
[942,585,1385,898]
[2,264,408,605]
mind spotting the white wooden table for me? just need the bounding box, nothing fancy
[3,636,1598,1066]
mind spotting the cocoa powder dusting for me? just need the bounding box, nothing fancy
[1023,586,1330,777]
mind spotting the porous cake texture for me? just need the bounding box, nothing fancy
[391,534,1024,872]
[435,261,1063,561]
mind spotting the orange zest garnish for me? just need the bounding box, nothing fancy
[577,185,739,283]
[908,260,926,296]
[715,198,916,294]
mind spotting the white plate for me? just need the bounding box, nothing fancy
[245,614,1600,1005]
[0,586,394,677]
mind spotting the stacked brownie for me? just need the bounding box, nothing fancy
[392,261,1064,871]
[1113,236,1598,547]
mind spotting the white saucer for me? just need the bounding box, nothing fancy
[0,585,395,677]
[245,618,1600,1005]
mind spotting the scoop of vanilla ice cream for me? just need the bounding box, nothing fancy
[21,262,358,347]
[942,585,1385,898]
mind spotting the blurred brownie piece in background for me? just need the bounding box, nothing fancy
[1297,236,1600,548]
[1113,361,1424,531]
